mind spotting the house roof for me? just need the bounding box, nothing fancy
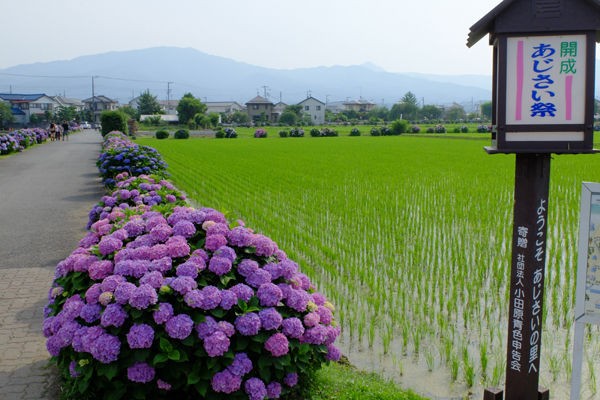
[0,93,45,102]
[298,96,325,106]
[10,106,25,115]
[467,0,600,47]
[205,101,243,107]
[52,96,83,107]
[82,95,117,103]
[343,99,375,106]
[245,95,273,105]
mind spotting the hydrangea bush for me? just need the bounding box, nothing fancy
[0,128,49,155]
[97,132,168,187]
[254,129,267,139]
[44,132,340,400]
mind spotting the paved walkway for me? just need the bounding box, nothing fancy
[0,130,105,400]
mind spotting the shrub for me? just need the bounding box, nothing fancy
[289,128,304,137]
[44,137,341,399]
[460,125,469,133]
[174,129,190,140]
[278,130,288,138]
[101,111,128,137]
[349,128,361,136]
[321,128,338,137]
[380,126,392,136]
[224,128,238,139]
[254,129,267,138]
[410,125,421,133]
[310,128,321,137]
[434,124,447,133]
[477,124,491,133]
[426,127,435,133]
[215,129,225,139]
[390,120,408,135]
[370,127,381,136]
[97,132,168,187]
[156,130,170,140]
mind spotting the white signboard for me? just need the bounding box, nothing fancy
[505,35,587,141]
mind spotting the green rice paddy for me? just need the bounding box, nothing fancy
[137,133,600,399]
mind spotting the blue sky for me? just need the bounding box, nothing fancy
[4,0,506,75]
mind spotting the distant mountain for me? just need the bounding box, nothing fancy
[0,47,495,108]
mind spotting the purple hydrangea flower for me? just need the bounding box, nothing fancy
[317,305,333,325]
[257,283,283,307]
[237,259,259,277]
[101,275,126,292]
[286,289,310,312]
[184,289,204,308]
[101,303,128,328]
[211,369,242,394]
[196,316,218,339]
[169,276,197,295]
[205,234,228,251]
[90,333,121,364]
[217,321,235,337]
[214,246,236,262]
[129,284,158,310]
[88,260,114,280]
[263,262,283,281]
[258,308,283,330]
[165,314,193,339]
[98,236,123,255]
[140,271,164,288]
[302,325,328,345]
[79,303,102,323]
[251,235,277,257]
[246,269,272,288]
[157,379,172,390]
[226,226,254,247]
[312,292,327,306]
[127,323,155,349]
[228,352,253,376]
[85,284,103,304]
[69,360,80,378]
[264,333,289,357]
[245,377,267,400]
[176,261,199,278]
[206,222,229,235]
[203,331,230,357]
[303,312,320,328]
[150,223,173,243]
[284,372,298,387]
[114,282,136,304]
[220,289,237,310]
[282,317,304,339]
[123,218,146,237]
[165,235,190,258]
[280,259,299,280]
[326,344,342,361]
[199,286,222,310]
[208,256,232,276]
[235,312,261,336]
[172,220,196,238]
[150,256,172,273]
[266,382,282,399]
[127,362,155,383]
[153,302,174,324]
[230,283,254,302]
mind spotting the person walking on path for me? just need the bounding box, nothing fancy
[48,123,57,141]
[0,130,105,400]
[61,121,69,141]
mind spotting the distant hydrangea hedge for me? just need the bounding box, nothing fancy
[97,132,168,188]
[44,131,340,400]
[0,128,49,155]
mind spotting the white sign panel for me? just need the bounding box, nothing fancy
[506,35,587,128]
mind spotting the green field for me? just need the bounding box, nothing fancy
[137,134,600,398]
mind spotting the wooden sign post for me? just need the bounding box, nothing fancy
[467,1,600,398]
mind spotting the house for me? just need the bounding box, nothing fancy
[272,101,287,122]
[205,101,245,116]
[52,96,84,112]
[0,93,58,125]
[298,97,325,125]
[343,98,376,113]
[245,95,275,123]
[82,95,118,123]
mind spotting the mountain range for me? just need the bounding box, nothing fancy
[0,46,500,110]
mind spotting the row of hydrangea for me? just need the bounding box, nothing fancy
[45,132,341,399]
[97,132,168,188]
[0,128,49,155]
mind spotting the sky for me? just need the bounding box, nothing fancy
[2,0,506,76]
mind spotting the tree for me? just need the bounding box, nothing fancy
[55,106,77,123]
[0,102,13,128]
[137,90,162,115]
[229,111,249,125]
[100,110,128,136]
[367,106,389,122]
[480,101,493,121]
[279,110,297,126]
[176,93,206,125]
[444,103,467,122]
[419,105,443,121]
[391,92,420,121]
[119,105,140,121]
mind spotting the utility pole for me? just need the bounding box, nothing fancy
[91,76,96,123]
[261,85,269,99]
[167,82,173,114]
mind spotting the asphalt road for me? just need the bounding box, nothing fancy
[0,130,105,399]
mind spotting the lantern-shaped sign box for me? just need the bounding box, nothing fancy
[468,0,600,154]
